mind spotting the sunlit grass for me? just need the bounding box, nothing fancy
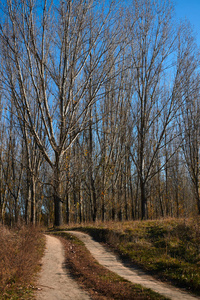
[55,217,200,295]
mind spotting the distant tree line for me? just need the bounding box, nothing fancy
[0,0,199,226]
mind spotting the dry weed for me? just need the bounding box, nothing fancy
[0,225,45,299]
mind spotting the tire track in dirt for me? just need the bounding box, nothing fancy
[35,235,91,300]
[66,231,200,300]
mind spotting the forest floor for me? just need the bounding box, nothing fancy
[35,230,200,300]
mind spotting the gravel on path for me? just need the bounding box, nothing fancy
[67,231,200,300]
[35,234,91,300]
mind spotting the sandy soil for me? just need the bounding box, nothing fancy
[35,235,91,300]
[66,231,200,300]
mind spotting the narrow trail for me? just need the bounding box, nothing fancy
[66,231,200,300]
[35,235,91,300]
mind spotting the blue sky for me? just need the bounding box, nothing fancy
[175,0,200,46]
[0,0,199,46]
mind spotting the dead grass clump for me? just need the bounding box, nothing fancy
[0,225,45,299]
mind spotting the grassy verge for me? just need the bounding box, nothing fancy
[53,218,200,296]
[52,231,168,300]
[0,225,45,300]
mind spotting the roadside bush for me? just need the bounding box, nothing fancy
[0,225,44,299]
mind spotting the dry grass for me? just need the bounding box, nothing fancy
[0,225,45,300]
[54,232,168,300]
[59,217,200,295]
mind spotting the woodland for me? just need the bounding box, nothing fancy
[0,0,199,226]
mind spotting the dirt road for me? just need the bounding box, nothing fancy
[35,235,91,300]
[67,231,200,300]
[36,232,200,300]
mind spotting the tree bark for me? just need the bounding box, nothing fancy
[31,177,36,225]
[54,156,63,226]
[141,180,147,220]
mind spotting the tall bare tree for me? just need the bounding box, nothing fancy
[0,0,122,225]
[178,26,200,213]
[126,0,197,219]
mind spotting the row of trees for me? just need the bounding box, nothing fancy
[0,0,199,226]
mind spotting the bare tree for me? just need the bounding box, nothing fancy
[0,0,122,225]
[126,0,195,219]
[178,27,200,213]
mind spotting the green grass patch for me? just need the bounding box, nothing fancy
[54,218,200,296]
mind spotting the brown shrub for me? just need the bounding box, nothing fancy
[0,225,44,298]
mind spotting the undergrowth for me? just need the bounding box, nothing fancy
[0,225,45,300]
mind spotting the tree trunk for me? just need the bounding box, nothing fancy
[25,177,31,224]
[91,177,97,222]
[101,168,105,222]
[197,193,200,215]
[14,197,19,224]
[65,193,70,224]
[31,177,36,225]
[54,157,62,226]
[54,193,62,226]
[141,180,147,219]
